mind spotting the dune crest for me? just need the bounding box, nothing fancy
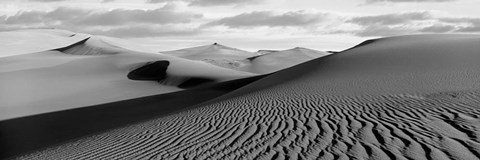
[162,43,257,59]
[241,47,330,74]
[56,37,125,55]
[127,61,170,81]
[4,30,480,160]
[14,34,480,160]
[161,43,258,69]
[0,30,257,121]
[0,29,89,57]
[162,44,331,74]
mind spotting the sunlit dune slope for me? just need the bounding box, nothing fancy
[161,43,258,69]
[0,29,89,57]
[248,34,480,96]
[18,34,480,160]
[161,44,330,74]
[0,32,256,121]
[241,47,330,74]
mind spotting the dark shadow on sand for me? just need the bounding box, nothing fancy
[55,37,90,52]
[179,77,216,89]
[128,61,169,81]
[0,75,265,159]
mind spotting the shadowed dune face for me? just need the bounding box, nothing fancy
[241,47,330,74]
[127,61,170,81]
[178,77,216,89]
[161,44,330,74]
[241,34,480,96]
[15,34,480,160]
[127,61,217,88]
[0,32,257,121]
[55,37,122,55]
[0,29,89,57]
[161,43,258,70]
[162,43,257,60]
[0,75,265,159]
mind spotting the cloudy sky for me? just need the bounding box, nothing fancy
[1,0,480,51]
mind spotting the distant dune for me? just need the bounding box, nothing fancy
[0,31,256,121]
[242,47,330,74]
[161,43,258,69]
[0,29,89,57]
[3,31,480,160]
[162,44,330,74]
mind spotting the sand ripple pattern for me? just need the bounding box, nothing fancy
[18,86,480,160]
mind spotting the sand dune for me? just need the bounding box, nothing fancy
[161,43,258,69]
[0,29,89,57]
[162,44,330,74]
[13,34,480,160]
[241,47,330,74]
[0,32,256,121]
[161,43,258,60]
[0,75,265,158]
[256,49,278,55]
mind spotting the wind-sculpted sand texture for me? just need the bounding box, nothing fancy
[15,87,480,160]
[0,33,256,121]
[0,75,265,159]
[161,43,257,70]
[15,34,480,160]
[242,47,330,74]
[160,44,330,74]
[0,29,89,57]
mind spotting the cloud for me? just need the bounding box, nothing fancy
[342,11,478,37]
[2,6,201,26]
[351,26,412,37]
[2,7,90,25]
[419,24,456,33]
[28,0,68,1]
[145,0,265,6]
[347,12,431,26]
[207,10,328,28]
[76,9,202,26]
[365,0,456,3]
[87,25,201,38]
[146,0,179,3]
[189,0,264,6]
[1,6,203,38]
[439,17,480,32]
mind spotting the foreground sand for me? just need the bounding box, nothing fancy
[13,34,480,160]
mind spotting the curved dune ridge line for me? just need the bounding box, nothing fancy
[242,47,331,74]
[161,43,258,60]
[161,43,259,70]
[127,61,170,81]
[161,44,330,74]
[57,37,124,55]
[232,34,480,96]
[0,29,89,57]
[0,30,257,121]
[16,34,480,160]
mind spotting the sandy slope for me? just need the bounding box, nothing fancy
[0,29,89,57]
[241,47,330,74]
[15,34,480,160]
[0,32,256,121]
[161,43,258,69]
[0,75,265,158]
[162,45,329,74]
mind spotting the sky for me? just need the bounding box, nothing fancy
[1,0,480,51]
